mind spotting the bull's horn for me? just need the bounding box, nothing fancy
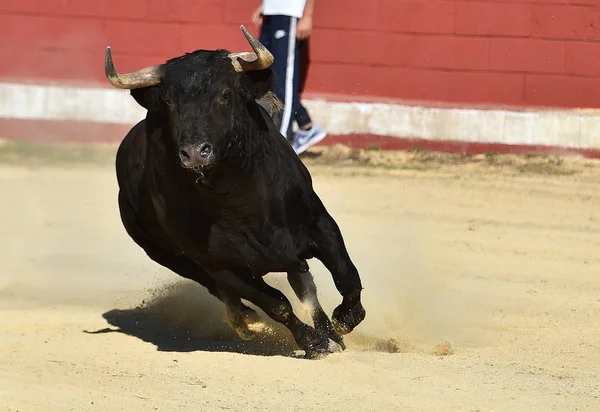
[105,46,164,89]
[228,25,274,72]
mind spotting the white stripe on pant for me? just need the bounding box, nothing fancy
[279,17,297,137]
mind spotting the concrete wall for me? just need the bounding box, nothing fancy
[3,0,600,108]
[2,1,600,156]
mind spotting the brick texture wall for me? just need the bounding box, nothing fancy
[2,0,600,108]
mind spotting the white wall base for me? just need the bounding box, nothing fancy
[1,82,599,150]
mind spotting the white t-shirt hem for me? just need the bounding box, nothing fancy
[263,0,306,19]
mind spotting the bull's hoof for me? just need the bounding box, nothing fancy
[320,322,346,350]
[314,314,347,351]
[331,333,346,351]
[303,344,333,360]
[303,339,344,359]
[233,325,256,341]
[328,339,344,353]
[303,348,329,360]
[226,306,261,341]
[332,301,366,336]
[302,340,330,359]
[297,326,333,360]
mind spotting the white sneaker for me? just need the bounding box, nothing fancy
[292,124,327,155]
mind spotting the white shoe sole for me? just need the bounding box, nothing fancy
[294,131,327,155]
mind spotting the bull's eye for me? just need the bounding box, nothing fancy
[219,88,232,104]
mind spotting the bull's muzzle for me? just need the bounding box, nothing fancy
[179,142,214,169]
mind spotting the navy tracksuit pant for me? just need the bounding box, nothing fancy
[259,15,312,142]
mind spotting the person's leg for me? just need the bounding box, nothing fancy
[295,102,313,130]
[263,14,300,142]
[258,15,272,51]
[294,38,313,130]
[290,38,327,155]
[298,37,310,97]
[262,15,325,152]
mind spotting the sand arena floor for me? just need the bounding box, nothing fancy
[0,141,599,411]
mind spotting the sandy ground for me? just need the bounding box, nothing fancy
[1,141,599,411]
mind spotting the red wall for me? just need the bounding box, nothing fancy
[3,0,600,109]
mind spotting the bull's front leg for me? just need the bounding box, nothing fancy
[309,204,366,336]
[287,270,346,349]
[210,269,340,359]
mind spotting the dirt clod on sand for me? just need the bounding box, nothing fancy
[432,341,455,356]
[371,337,414,354]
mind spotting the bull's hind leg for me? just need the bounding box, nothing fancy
[143,253,260,341]
[219,291,261,341]
[287,270,345,350]
[213,269,339,359]
[134,244,259,340]
[310,204,366,336]
[118,196,259,341]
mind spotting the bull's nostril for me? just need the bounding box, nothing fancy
[199,143,212,157]
[179,150,191,161]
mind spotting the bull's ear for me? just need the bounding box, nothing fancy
[130,86,161,111]
[240,69,276,100]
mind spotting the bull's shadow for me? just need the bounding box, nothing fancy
[85,280,300,358]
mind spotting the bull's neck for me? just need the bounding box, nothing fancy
[227,122,269,170]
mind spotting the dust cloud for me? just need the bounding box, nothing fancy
[126,214,482,356]
[305,217,482,355]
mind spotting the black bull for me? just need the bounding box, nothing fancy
[106,25,365,358]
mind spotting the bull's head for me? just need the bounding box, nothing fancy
[105,25,276,172]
